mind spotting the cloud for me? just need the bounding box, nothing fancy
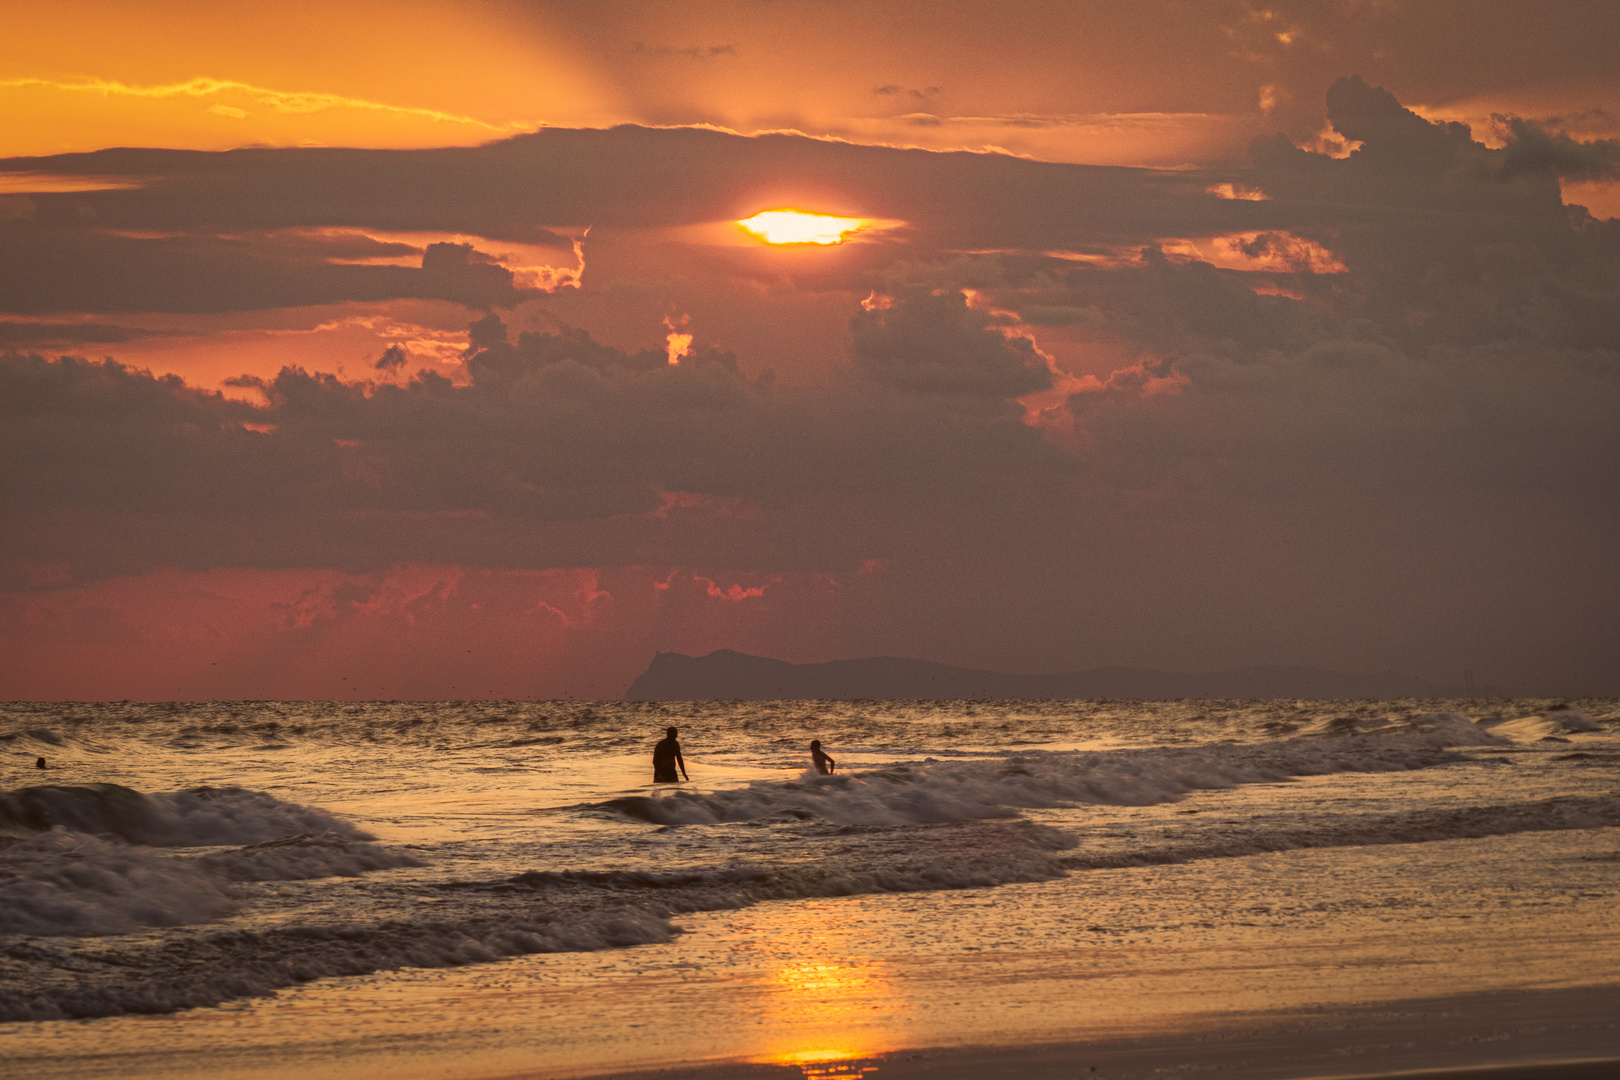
[1324,75,1477,170]
[0,288,1069,583]
[850,288,1051,397]
[631,42,737,60]
[0,124,1271,319]
[0,226,540,314]
[375,343,408,372]
[0,75,529,135]
[1497,116,1620,182]
[0,560,875,700]
[0,321,155,345]
[1,89,1598,330]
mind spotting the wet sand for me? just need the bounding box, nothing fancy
[565,985,1620,1080]
[7,986,1618,1080]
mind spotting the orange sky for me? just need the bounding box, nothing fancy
[4,0,1616,393]
[7,1,1618,163]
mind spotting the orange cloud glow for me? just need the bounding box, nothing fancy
[0,562,869,700]
[1160,231,1348,275]
[19,302,481,398]
[0,173,145,194]
[309,227,588,291]
[0,1,604,156]
[0,75,533,134]
[1206,182,1269,201]
[663,313,693,364]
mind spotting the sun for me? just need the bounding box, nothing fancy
[737,210,867,245]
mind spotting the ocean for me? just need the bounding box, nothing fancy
[2,697,1618,1078]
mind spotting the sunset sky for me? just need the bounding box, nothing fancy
[4,0,1619,699]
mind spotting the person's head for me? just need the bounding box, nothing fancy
[810,740,821,749]
[666,726,678,738]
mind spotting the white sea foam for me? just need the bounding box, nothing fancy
[0,830,236,937]
[0,784,371,846]
[506,819,1070,905]
[601,720,1497,828]
[1482,710,1603,741]
[0,786,417,938]
[0,893,683,1022]
[1058,795,1620,869]
[197,831,424,882]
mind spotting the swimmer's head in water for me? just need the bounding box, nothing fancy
[666,727,678,738]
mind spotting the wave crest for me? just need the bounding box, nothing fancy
[0,784,372,846]
[593,721,1497,828]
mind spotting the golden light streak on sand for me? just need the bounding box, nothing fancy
[752,959,894,1068]
[738,210,869,245]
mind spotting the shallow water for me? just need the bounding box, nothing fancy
[1,697,1617,1076]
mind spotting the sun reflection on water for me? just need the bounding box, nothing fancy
[798,1061,881,1078]
[752,958,894,1073]
[773,962,872,994]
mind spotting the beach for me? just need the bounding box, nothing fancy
[2,698,1617,1078]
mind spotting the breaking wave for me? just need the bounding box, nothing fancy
[0,897,680,1022]
[0,784,371,846]
[197,832,422,883]
[0,785,421,940]
[0,831,236,937]
[597,714,1500,828]
[1057,795,1620,869]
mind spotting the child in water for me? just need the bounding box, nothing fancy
[810,740,836,775]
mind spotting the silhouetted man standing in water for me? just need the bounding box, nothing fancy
[810,740,836,775]
[653,726,688,783]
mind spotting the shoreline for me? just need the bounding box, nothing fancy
[517,984,1620,1080]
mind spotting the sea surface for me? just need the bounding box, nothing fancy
[2,697,1618,1076]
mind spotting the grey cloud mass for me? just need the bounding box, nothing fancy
[0,227,533,314]
[1497,116,1620,182]
[1,77,1613,319]
[0,289,1063,579]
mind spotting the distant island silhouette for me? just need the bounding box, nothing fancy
[624,650,1460,701]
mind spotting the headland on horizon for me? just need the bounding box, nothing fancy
[623,649,1466,701]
